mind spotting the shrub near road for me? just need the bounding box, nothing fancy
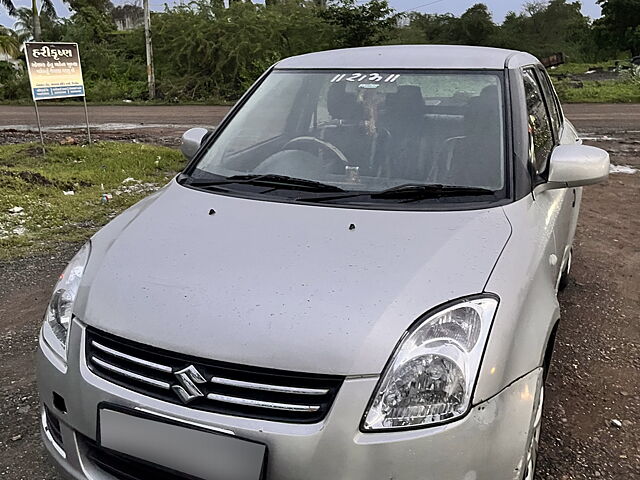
[0,142,183,259]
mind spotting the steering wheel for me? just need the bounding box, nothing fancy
[283,136,349,165]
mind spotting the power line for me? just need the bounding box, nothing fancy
[400,0,445,14]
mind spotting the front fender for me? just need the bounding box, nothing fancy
[474,198,561,403]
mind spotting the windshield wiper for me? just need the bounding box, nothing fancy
[370,183,495,200]
[296,183,496,204]
[187,174,345,192]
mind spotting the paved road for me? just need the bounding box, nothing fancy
[0,103,638,133]
[0,105,230,132]
[563,103,640,131]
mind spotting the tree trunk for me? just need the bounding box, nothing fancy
[32,0,41,41]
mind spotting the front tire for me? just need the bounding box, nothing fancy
[558,249,572,291]
[522,371,545,480]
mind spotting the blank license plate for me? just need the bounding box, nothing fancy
[99,408,266,480]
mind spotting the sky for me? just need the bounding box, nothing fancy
[1,0,602,29]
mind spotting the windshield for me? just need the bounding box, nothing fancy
[188,69,507,205]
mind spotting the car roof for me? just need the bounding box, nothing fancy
[275,45,540,71]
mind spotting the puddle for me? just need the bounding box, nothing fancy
[0,123,209,132]
[580,134,622,141]
[610,164,638,174]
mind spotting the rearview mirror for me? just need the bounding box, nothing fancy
[180,127,212,160]
[545,144,609,189]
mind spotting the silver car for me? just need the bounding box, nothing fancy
[37,45,609,480]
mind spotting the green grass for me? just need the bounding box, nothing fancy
[0,142,184,260]
[553,77,640,103]
[550,60,623,76]
[549,60,640,103]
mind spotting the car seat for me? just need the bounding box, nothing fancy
[435,85,503,189]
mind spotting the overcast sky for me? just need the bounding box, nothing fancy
[1,0,602,29]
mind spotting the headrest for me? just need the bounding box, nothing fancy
[384,85,424,119]
[465,85,500,135]
[327,83,364,122]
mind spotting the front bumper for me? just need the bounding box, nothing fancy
[38,321,542,480]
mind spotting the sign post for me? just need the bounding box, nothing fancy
[24,42,90,152]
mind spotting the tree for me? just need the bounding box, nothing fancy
[153,0,335,100]
[390,12,460,45]
[11,8,33,38]
[494,1,594,60]
[13,2,57,41]
[0,26,20,57]
[456,3,496,46]
[595,0,640,56]
[64,0,114,14]
[0,0,15,16]
[320,0,396,48]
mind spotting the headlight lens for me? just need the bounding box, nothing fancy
[43,242,90,357]
[362,297,498,431]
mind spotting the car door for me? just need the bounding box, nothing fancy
[522,67,567,285]
[536,66,581,270]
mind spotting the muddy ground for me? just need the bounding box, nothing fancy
[0,106,638,479]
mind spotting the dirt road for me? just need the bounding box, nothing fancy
[0,105,638,479]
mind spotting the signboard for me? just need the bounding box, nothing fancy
[24,42,85,100]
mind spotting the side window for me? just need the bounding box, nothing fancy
[536,67,562,136]
[522,68,554,175]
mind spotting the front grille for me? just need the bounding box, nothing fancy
[84,436,199,480]
[86,327,343,423]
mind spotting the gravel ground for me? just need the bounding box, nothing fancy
[0,123,638,479]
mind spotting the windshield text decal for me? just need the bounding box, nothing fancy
[330,73,400,83]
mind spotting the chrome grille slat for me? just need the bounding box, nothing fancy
[90,357,172,390]
[91,341,172,373]
[209,376,329,395]
[206,393,320,412]
[86,328,343,424]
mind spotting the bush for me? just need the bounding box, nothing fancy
[0,65,31,101]
[153,0,336,101]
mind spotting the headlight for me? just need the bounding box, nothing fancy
[361,296,498,431]
[42,242,90,358]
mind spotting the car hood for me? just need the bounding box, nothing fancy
[78,181,511,376]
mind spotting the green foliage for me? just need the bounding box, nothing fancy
[0,142,184,259]
[595,0,640,56]
[0,60,15,82]
[154,0,335,101]
[508,1,595,60]
[456,3,497,46]
[0,25,20,56]
[320,0,396,48]
[0,67,30,101]
[0,0,638,103]
[389,13,460,45]
[0,0,16,16]
[12,4,60,41]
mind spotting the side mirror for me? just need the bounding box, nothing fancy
[180,127,212,160]
[545,144,609,189]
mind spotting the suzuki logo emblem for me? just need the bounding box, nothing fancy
[172,365,207,403]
